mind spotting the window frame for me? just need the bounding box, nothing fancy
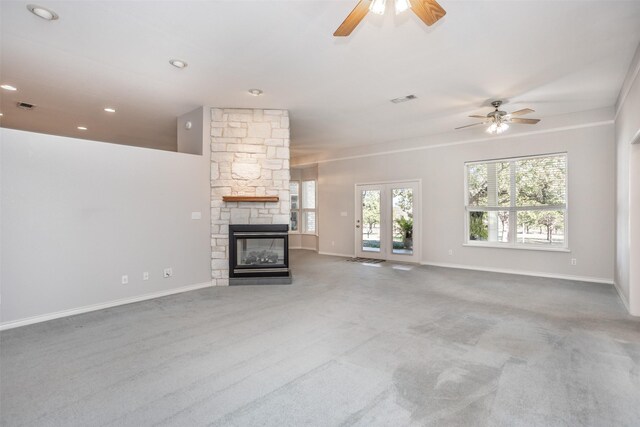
[463,152,569,252]
[289,179,318,236]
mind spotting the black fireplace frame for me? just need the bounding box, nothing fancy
[229,224,290,279]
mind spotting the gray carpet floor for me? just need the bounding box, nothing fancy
[1,250,639,426]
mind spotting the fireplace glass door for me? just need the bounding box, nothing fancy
[237,237,286,267]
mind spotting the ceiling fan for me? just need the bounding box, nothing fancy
[334,0,446,37]
[455,101,541,134]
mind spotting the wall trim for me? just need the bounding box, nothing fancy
[612,281,631,312]
[420,261,613,285]
[291,246,318,251]
[0,282,213,331]
[292,120,613,167]
[318,251,354,258]
[615,43,640,120]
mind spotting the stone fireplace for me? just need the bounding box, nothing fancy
[210,108,290,286]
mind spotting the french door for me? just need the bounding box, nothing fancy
[355,181,420,263]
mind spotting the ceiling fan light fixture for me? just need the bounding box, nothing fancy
[487,122,509,135]
[369,0,386,15]
[395,0,411,14]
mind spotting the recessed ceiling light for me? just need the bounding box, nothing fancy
[169,59,188,69]
[248,89,263,96]
[27,4,59,21]
[0,113,3,116]
[77,126,87,131]
[104,107,116,113]
[1,84,17,91]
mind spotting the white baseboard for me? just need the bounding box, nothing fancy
[318,251,354,258]
[0,281,213,331]
[290,246,318,251]
[420,261,614,285]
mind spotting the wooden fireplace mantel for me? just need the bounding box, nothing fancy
[222,196,280,203]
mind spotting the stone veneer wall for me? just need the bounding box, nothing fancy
[210,108,290,286]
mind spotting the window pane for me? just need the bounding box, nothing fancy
[517,210,565,246]
[302,181,316,209]
[467,164,488,207]
[469,212,488,241]
[290,211,298,232]
[495,211,510,243]
[468,211,509,243]
[290,182,299,210]
[392,188,413,255]
[304,211,316,234]
[516,155,566,206]
[497,162,511,207]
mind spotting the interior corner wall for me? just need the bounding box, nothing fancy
[0,129,212,327]
[615,50,640,315]
[318,124,615,283]
[177,106,204,155]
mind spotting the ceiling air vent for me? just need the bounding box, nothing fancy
[390,94,417,104]
[17,102,35,110]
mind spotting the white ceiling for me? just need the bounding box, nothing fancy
[1,1,640,157]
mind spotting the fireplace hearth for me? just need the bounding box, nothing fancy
[229,224,292,285]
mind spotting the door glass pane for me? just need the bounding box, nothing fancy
[361,190,381,252]
[290,211,298,232]
[392,188,414,255]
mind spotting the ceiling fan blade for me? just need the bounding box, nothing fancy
[409,0,446,26]
[455,122,484,130]
[468,115,488,119]
[509,118,540,124]
[509,108,535,116]
[333,0,370,37]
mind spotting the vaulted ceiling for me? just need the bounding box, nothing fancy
[2,1,640,157]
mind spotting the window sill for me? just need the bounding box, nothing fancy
[463,243,570,253]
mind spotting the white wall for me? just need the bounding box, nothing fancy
[317,124,615,283]
[615,43,640,315]
[0,129,211,327]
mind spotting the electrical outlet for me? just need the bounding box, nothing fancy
[448,249,453,255]
[571,258,577,266]
[163,268,173,278]
[121,275,128,285]
[332,241,335,246]
[143,272,149,280]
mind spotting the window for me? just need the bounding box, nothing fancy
[289,182,299,232]
[302,180,317,234]
[289,180,317,234]
[465,153,567,249]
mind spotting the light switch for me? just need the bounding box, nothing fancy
[191,212,202,220]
